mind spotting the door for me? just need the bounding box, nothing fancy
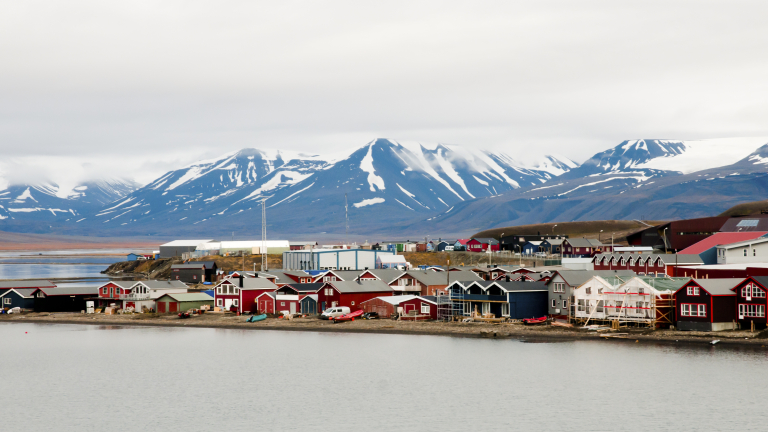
[169,302,178,313]
[157,302,166,313]
[224,299,233,309]
[290,302,296,314]
[482,302,490,315]
[321,301,326,313]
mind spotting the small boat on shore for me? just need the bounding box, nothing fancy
[247,314,267,322]
[333,310,363,323]
[522,316,547,325]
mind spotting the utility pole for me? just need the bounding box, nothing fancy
[261,198,267,272]
[345,193,349,247]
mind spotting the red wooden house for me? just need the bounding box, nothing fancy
[673,278,739,331]
[316,280,395,312]
[732,277,768,330]
[593,253,703,277]
[256,292,277,314]
[360,295,438,319]
[214,275,278,314]
[466,238,500,252]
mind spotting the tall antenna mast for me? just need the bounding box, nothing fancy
[345,193,349,245]
[261,198,267,271]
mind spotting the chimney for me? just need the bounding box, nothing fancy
[505,275,510,282]
[239,275,244,288]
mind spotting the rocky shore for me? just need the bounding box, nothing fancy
[4,312,768,348]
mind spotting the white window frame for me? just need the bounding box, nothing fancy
[3,298,11,305]
[562,300,567,309]
[551,299,556,308]
[233,299,239,307]
[687,286,700,296]
[421,303,430,314]
[216,298,223,307]
[482,302,490,315]
[463,302,471,315]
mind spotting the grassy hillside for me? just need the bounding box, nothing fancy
[718,199,768,217]
[472,220,665,245]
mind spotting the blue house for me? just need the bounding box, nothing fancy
[522,241,543,255]
[300,294,318,315]
[497,280,548,319]
[126,253,142,261]
[1,288,39,310]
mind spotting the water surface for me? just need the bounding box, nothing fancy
[1,323,766,431]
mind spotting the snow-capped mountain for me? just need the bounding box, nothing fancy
[83,139,572,235]
[0,179,138,224]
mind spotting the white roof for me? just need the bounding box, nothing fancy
[717,237,768,250]
[161,239,213,247]
[375,295,420,305]
[614,246,654,252]
[678,263,768,270]
[198,240,290,250]
[527,241,543,245]
[377,255,407,263]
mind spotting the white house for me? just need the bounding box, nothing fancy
[376,254,410,270]
[716,237,768,264]
[572,276,674,325]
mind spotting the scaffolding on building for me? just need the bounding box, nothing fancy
[437,282,465,321]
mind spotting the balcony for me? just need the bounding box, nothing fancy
[100,293,151,301]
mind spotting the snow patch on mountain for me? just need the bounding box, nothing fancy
[634,137,768,174]
[353,197,385,208]
[360,144,385,192]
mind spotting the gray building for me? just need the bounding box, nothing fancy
[282,249,395,271]
[548,270,636,320]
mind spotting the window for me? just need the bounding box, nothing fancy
[351,301,355,306]
[754,249,757,257]
[553,283,565,293]
[744,249,748,257]
[233,299,239,307]
[577,299,585,312]
[37,292,45,298]
[741,284,767,298]
[586,287,592,295]
[501,303,510,316]
[421,303,430,314]
[739,304,766,317]
[687,286,700,296]
[217,286,222,294]
[217,299,223,307]
[681,303,706,317]
[463,302,471,315]
[234,288,239,294]
[551,299,556,308]
[598,288,603,294]
[639,287,645,295]
[3,298,11,305]
[193,275,197,280]
[562,300,567,309]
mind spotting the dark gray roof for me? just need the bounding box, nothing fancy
[327,280,394,293]
[496,281,548,292]
[693,278,743,295]
[472,238,499,245]
[0,280,55,289]
[135,280,189,289]
[38,287,99,296]
[172,261,217,270]
[357,269,404,281]
[220,277,277,290]
[405,270,481,285]
[1,288,38,298]
[281,283,323,293]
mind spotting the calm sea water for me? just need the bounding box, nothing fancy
[0,249,130,283]
[1,323,767,432]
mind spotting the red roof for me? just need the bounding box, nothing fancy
[455,239,469,245]
[679,232,768,255]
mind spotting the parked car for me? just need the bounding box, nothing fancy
[534,252,547,258]
[320,306,351,320]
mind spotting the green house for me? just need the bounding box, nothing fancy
[155,292,214,313]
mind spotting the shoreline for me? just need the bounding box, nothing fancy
[4,313,768,348]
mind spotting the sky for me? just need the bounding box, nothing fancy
[2,0,768,187]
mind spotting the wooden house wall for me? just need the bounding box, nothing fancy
[508,291,548,319]
[674,281,711,325]
[735,278,768,329]
[34,295,91,312]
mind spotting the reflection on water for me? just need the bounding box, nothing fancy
[2,323,766,431]
[0,263,108,280]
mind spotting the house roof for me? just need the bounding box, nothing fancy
[545,239,565,246]
[38,287,99,296]
[302,294,318,302]
[567,238,599,248]
[0,280,55,289]
[471,238,499,245]
[172,261,217,270]
[356,269,404,281]
[553,270,636,287]
[587,239,604,247]
[455,239,469,245]
[679,232,768,255]
[363,294,420,305]
[377,255,407,264]
[326,280,394,293]
[638,277,690,292]
[1,288,39,298]
[690,278,742,295]
[135,280,189,289]
[161,240,213,247]
[404,270,481,285]
[495,281,548,292]
[280,283,323,293]
[720,216,768,232]
[717,237,768,250]
[526,241,543,246]
[593,253,704,265]
[157,292,214,302]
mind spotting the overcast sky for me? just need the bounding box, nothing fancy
[2,0,768,186]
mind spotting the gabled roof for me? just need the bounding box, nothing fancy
[638,277,690,292]
[134,280,189,290]
[325,280,394,293]
[495,281,548,292]
[356,269,404,281]
[455,239,469,245]
[587,239,604,247]
[552,270,636,287]
[157,292,214,302]
[362,294,421,305]
[377,255,408,264]
[38,287,99,296]
[525,241,543,246]
[545,239,565,246]
[403,270,481,286]
[717,236,768,250]
[689,278,742,295]
[566,238,598,248]
[1,288,38,298]
[280,283,323,293]
[593,253,703,265]
[0,280,55,289]
[746,276,768,290]
[471,238,499,245]
[679,232,768,255]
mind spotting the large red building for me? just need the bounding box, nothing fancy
[592,253,704,276]
[316,280,395,312]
